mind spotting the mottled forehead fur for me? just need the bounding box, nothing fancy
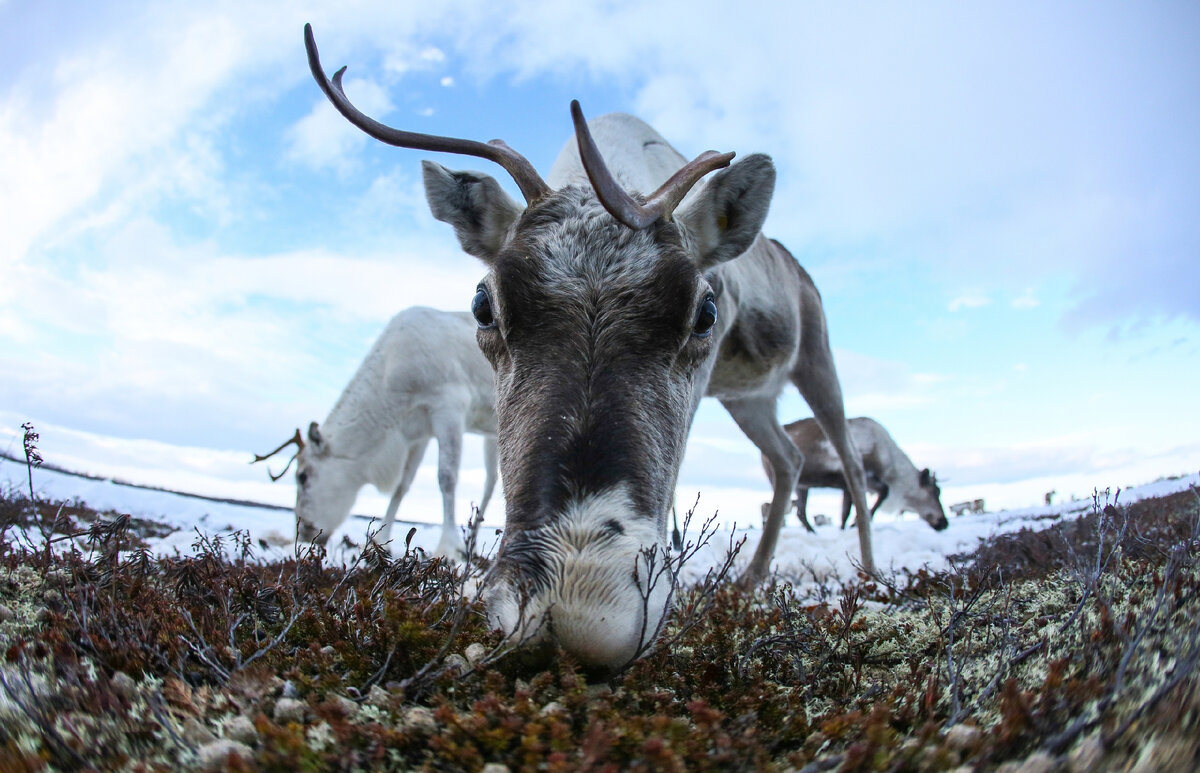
[489,186,704,329]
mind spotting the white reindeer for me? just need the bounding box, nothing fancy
[253,307,497,557]
[305,26,875,670]
[761,417,947,532]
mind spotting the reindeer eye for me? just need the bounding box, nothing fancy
[471,287,496,330]
[297,471,308,486]
[692,295,717,338]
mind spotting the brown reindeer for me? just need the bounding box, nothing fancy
[762,416,947,532]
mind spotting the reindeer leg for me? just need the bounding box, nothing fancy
[870,482,889,517]
[432,412,466,560]
[376,439,429,548]
[722,397,803,586]
[795,486,814,532]
[840,490,853,528]
[478,435,498,518]
[791,330,876,576]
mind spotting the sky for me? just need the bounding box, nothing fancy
[2,0,1198,530]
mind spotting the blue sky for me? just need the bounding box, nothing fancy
[2,1,1198,525]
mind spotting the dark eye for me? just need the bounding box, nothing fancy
[296,470,308,486]
[692,295,717,338]
[471,287,496,329]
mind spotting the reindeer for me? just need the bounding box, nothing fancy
[305,24,875,670]
[949,499,986,516]
[761,416,947,532]
[253,307,497,557]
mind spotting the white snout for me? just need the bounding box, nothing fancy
[487,487,671,670]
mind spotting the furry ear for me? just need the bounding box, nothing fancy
[675,153,775,270]
[919,468,931,486]
[307,421,324,450]
[422,161,524,263]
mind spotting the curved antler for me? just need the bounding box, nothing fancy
[570,100,735,230]
[304,23,550,203]
[251,428,304,482]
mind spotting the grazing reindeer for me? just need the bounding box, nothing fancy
[761,416,947,532]
[253,307,497,557]
[949,499,986,516]
[305,24,874,670]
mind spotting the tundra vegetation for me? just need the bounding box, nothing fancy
[1,459,1197,770]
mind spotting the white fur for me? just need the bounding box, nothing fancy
[487,486,670,669]
[293,307,497,555]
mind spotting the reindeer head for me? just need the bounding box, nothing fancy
[916,468,949,531]
[253,422,358,547]
[306,25,775,670]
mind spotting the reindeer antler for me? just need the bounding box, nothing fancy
[570,100,734,230]
[251,428,304,482]
[304,24,550,204]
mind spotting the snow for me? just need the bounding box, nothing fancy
[3,454,1196,594]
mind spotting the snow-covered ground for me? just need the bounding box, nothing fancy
[3,454,1196,592]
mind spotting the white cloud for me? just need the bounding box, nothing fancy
[948,294,991,312]
[1011,288,1040,309]
[284,78,394,174]
[0,9,246,268]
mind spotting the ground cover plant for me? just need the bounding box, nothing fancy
[1,466,1197,771]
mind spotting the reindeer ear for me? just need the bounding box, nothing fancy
[920,468,931,486]
[422,161,524,263]
[675,153,775,270]
[307,421,324,450]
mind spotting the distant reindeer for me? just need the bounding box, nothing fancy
[305,25,875,670]
[253,307,497,557]
[1044,489,1056,506]
[949,499,986,516]
[761,417,947,532]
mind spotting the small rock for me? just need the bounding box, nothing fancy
[464,642,488,665]
[944,723,981,752]
[196,739,253,771]
[402,706,437,734]
[273,697,306,724]
[330,694,359,718]
[1068,734,1103,772]
[320,645,336,657]
[182,717,217,746]
[110,671,137,698]
[222,715,258,745]
[540,701,565,717]
[444,653,469,673]
[586,683,612,699]
[481,764,511,773]
[280,680,299,699]
[0,604,14,622]
[1015,753,1056,773]
[365,684,391,708]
